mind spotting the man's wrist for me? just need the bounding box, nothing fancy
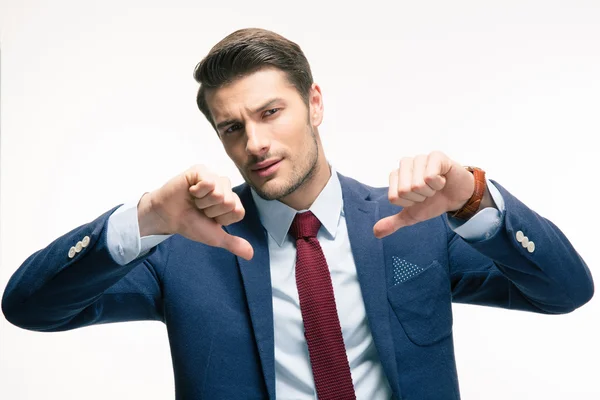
[449,167,488,220]
[137,192,170,237]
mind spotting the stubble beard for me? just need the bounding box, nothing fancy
[243,125,320,202]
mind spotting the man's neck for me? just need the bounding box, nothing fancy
[280,161,331,211]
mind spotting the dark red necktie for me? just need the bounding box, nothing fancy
[289,211,356,400]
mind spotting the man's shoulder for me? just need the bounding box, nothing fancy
[336,171,389,202]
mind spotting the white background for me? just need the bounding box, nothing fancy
[1,0,599,399]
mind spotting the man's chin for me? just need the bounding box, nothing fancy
[248,178,290,201]
[253,184,284,201]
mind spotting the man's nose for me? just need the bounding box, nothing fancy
[245,123,270,157]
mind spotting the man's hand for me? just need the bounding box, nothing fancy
[137,164,253,260]
[373,151,479,239]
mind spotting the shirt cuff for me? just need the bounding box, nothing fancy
[107,197,172,265]
[446,179,505,242]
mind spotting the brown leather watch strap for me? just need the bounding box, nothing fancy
[449,166,486,220]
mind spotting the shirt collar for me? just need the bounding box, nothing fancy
[250,165,343,247]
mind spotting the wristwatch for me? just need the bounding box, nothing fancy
[449,166,486,220]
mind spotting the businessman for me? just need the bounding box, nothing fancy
[2,28,594,399]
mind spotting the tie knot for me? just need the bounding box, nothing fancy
[289,211,321,239]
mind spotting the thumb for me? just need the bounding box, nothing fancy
[373,210,419,239]
[215,230,255,260]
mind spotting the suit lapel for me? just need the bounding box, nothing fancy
[226,185,276,400]
[339,173,402,399]
[228,177,402,400]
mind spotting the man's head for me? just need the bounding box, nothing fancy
[193,28,328,206]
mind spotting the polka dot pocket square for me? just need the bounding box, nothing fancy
[391,256,427,286]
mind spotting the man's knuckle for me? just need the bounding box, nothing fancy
[212,191,224,202]
[237,208,245,218]
[224,199,236,211]
[397,186,411,196]
[429,150,445,160]
[411,182,425,192]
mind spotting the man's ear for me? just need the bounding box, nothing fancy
[309,83,324,127]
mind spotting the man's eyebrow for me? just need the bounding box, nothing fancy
[215,98,284,130]
[216,119,239,130]
[252,98,284,114]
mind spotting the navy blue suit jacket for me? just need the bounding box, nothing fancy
[2,173,594,399]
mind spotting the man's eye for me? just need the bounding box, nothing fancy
[224,123,242,135]
[263,108,280,117]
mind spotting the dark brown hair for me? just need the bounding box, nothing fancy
[193,28,314,130]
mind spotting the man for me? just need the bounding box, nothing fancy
[2,28,594,400]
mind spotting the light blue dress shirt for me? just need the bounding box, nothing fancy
[106,166,505,399]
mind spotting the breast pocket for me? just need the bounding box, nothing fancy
[387,260,453,346]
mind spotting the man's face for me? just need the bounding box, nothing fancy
[206,68,323,201]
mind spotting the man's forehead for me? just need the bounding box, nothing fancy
[206,69,295,120]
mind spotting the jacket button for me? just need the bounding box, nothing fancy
[516,230,524,242]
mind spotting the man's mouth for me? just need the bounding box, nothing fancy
[250,158,282,178]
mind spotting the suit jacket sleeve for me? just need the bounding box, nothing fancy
[1,206,169,332]
[448,180,594,314]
